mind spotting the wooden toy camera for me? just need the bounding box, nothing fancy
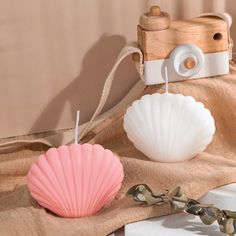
[135,6,232,85]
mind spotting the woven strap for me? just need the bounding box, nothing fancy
[78,44,143,141]
[0,44,143,152]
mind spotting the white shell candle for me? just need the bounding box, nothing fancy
[123,92,215,162]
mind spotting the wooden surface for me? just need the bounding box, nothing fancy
[138,17,228,60]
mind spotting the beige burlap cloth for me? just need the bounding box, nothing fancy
[0,61,236,235]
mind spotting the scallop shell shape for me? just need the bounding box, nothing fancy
[27,143,124,218]
[123,93,215,162]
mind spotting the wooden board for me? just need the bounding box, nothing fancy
[138,16,228,60]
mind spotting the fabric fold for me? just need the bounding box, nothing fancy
[0,63,236,236]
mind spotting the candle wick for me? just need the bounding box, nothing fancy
[74,110,80,144]
[165,67,169,94]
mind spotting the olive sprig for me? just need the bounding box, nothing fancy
[127,184,236,236]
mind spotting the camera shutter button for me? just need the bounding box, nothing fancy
[149,6,161,16]
[139,5,170,31]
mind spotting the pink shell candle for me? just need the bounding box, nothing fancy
[27,112,124,218]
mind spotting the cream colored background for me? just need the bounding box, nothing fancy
[0,0,235,138]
